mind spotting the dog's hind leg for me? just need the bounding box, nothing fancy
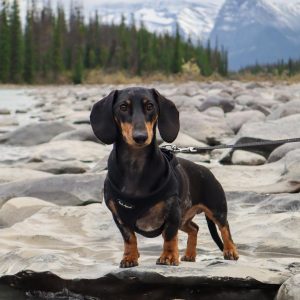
[219,221,239,260]
[180,219,199,262]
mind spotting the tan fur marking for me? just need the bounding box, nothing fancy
[220,224,239,260]
[180,221,198,261]
[120,122,136,146]
[121,232,140,267]
[157,233,179,266]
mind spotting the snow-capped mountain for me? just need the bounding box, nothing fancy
[91,0,300,70]
[210,0,300,70]
[94,0,224,44]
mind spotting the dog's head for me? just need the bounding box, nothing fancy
[90,87,179,147]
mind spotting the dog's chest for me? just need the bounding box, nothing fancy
[135,202,166,232]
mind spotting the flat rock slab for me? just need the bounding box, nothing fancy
[0,194,299,287]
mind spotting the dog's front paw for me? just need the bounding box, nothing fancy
[181,255,196,262]
[156,254,179,266]
[223,246,239,261]
[120,257,139,268]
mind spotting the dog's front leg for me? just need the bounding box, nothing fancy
[115,218,140,268]
[156,197,181,266]
[107,199,139,268]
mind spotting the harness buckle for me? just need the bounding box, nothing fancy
[117,199,135,209]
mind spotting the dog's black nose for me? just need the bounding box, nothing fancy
[133,132,148,144]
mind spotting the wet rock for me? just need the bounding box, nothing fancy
[231,150,266,165]
[0,122,74,146]
[276,274,300,300]
[0,173,105,206]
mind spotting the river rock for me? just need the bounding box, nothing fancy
[276,274,300,300]
[205,153,300,193]
[31,140,110,162]
[51,125,101,143]
[267,100,300,120]
[197,95,235,113]
[17,160,88,174]
[231,150,266,165]
[238,113,300,141]
[268,142,300,163]
[0,122,74,146]
[0,167,51,184]
[0,116,19,126]
[0,108,10,115]
[180,111,234,144]
[0,173,105,207]
[0,197,56,227]
[225,110,266,133]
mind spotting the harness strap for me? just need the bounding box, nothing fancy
[107,148,180,231]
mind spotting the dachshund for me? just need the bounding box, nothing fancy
[90,87,239,268]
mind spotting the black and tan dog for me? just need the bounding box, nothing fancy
[90,87,239,268]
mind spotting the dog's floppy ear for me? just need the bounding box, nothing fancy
[152,88,179,143]
[90,90,118,144]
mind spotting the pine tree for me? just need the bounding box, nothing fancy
[0,0,10,82]
[171,24,182,73]
[52,5,65,76]
[9,0,23,83]
[24,6,35,83]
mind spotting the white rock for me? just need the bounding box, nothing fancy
[232,150,266,165]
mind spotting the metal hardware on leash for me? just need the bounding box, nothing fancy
[162,137,300,154]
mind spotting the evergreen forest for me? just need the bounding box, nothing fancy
[0,0,228,84]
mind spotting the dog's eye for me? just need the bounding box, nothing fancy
[120,104,128,112]
[146,103,154,111]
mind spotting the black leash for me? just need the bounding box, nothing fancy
[162,137,300,154]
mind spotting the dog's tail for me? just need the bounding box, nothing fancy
[205,216,224,251]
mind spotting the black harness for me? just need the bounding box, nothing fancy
[107,148,180,237]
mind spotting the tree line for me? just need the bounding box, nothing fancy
[240,58,300,77]
[0,0,228,84]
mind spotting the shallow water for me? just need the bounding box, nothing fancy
[0,88,36,130]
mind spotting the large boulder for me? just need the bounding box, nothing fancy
[0,122,74,146]
[0,173,105,207]
[276,274,300,300]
